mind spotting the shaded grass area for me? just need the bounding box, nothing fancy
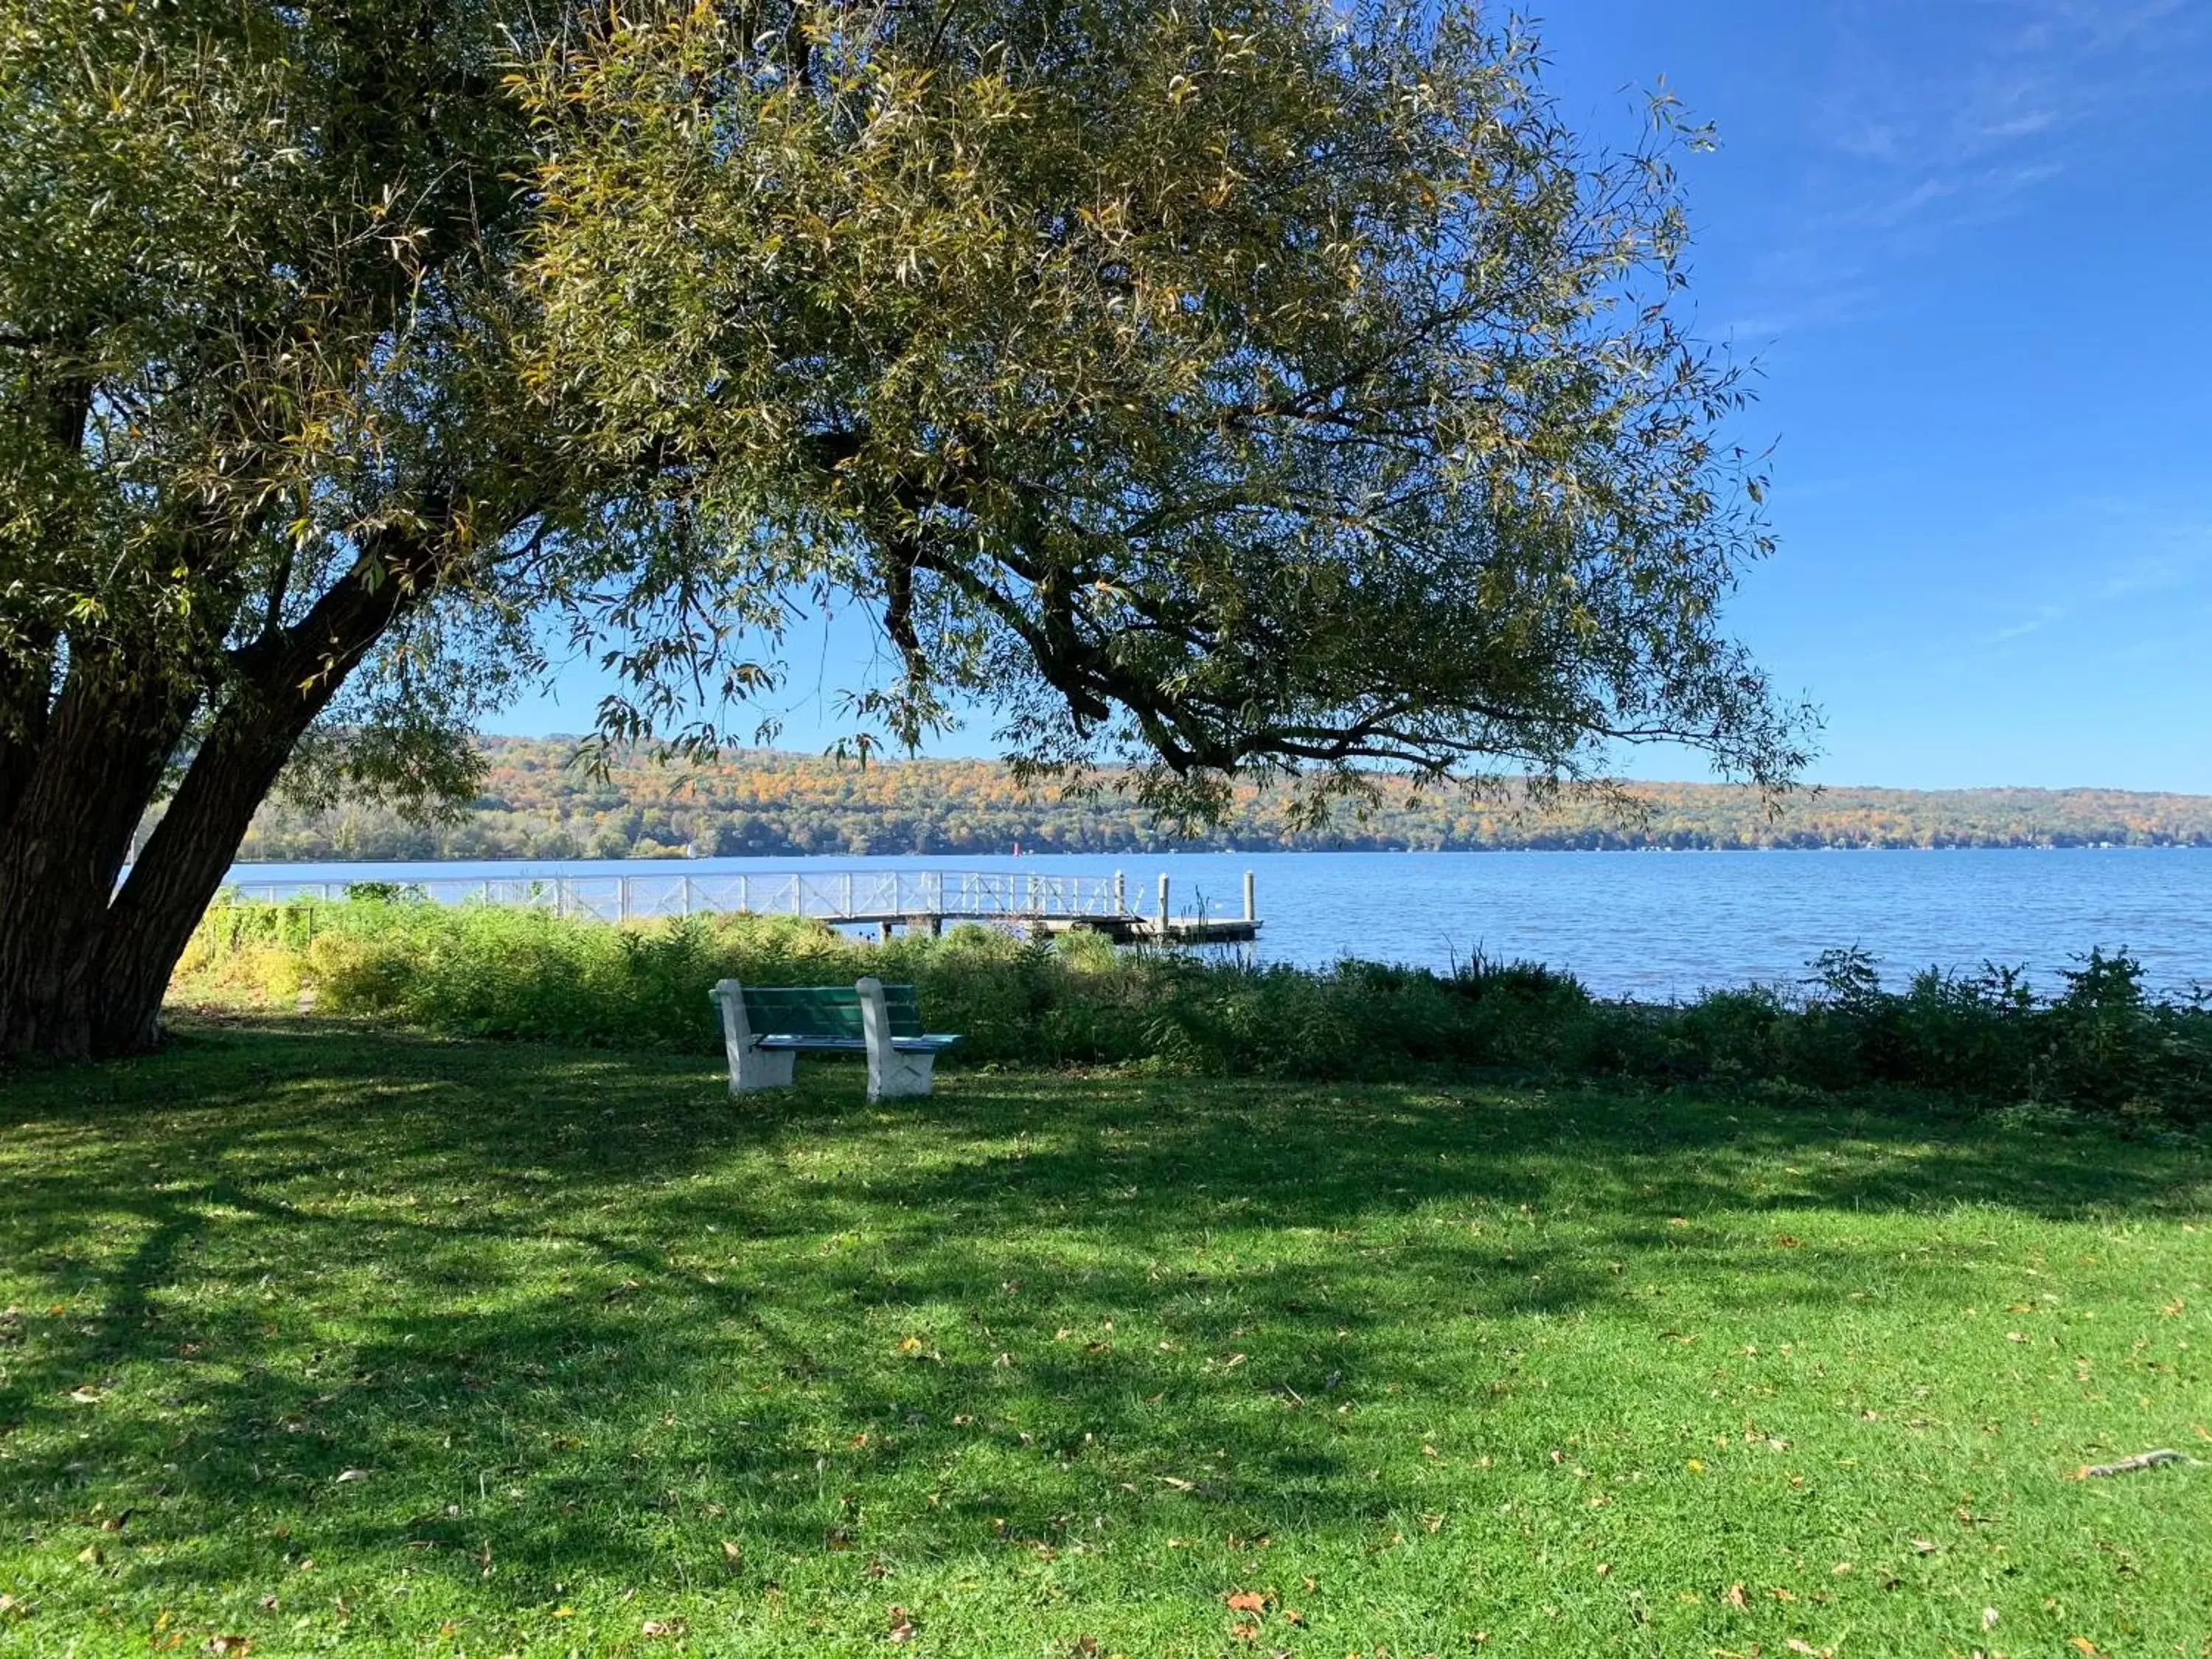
[1,1022,2208,1656]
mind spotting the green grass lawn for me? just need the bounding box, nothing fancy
[2,1023,2208,1657]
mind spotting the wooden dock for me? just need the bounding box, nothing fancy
[223,866,1262,945]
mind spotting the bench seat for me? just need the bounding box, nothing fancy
[710,976,960,1099]
[755,1033,961,1054]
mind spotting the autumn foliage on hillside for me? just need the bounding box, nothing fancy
[216,738,2212,860]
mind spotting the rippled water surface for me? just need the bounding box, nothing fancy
[228,847,2212,999]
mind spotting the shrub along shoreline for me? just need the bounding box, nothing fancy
[174,896,2212,1129]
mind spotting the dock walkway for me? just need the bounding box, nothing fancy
[223,867,1262,945]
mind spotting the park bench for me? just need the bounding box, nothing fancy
[709,975,960,1100]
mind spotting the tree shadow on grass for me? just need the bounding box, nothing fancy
[0,1018,2205,1618]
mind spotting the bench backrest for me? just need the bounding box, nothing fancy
[740,982,924,1039]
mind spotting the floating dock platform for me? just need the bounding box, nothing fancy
[223,866,1262,945]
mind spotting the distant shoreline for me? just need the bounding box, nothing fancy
[223,843,2212,873]
[215,737,2212,862]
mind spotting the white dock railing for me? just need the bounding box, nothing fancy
[219,867,1255,928]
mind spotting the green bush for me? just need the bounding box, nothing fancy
[172,901,2212,1126]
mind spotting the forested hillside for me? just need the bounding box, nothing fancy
[213,738,2212,860]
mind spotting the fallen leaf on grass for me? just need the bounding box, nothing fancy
[641,1617,688,1638]
[2070,1640,2104,1658]
[721,1540,742,1571]
[1228,1622,1259,1641]
[335,1469,370,1484]
[1225,1591,1265,1613]
[887,1606,917,1643]
[1071,1638,1098,1657]
[204,1639,251,1657]
[1725,1583,1747,1609]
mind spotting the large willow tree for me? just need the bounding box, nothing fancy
[0,0,1807,1060]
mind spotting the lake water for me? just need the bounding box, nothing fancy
[227,847,2212,1001]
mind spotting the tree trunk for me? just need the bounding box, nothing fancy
[1,365,86,841]
[0,661,189,1060]
[0,509,457,1062]
[0,639,57,843]
[86,529,442,1056]
[91,689,337,1055]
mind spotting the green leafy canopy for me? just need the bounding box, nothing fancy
[3,0,1811,834]
[517,0,1813,825]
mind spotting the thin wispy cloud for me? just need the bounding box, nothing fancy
[1989,604,2067,644]
[1969,508,2212,655]
[1725,0,2206,341]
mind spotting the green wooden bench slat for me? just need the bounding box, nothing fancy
[756,1033,958,1053]
[742,989,863,1038]
[740,983,925,1040]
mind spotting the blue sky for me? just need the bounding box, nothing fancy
[492,1,2212,792]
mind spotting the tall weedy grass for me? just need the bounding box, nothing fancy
[174,899,2212,1125]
